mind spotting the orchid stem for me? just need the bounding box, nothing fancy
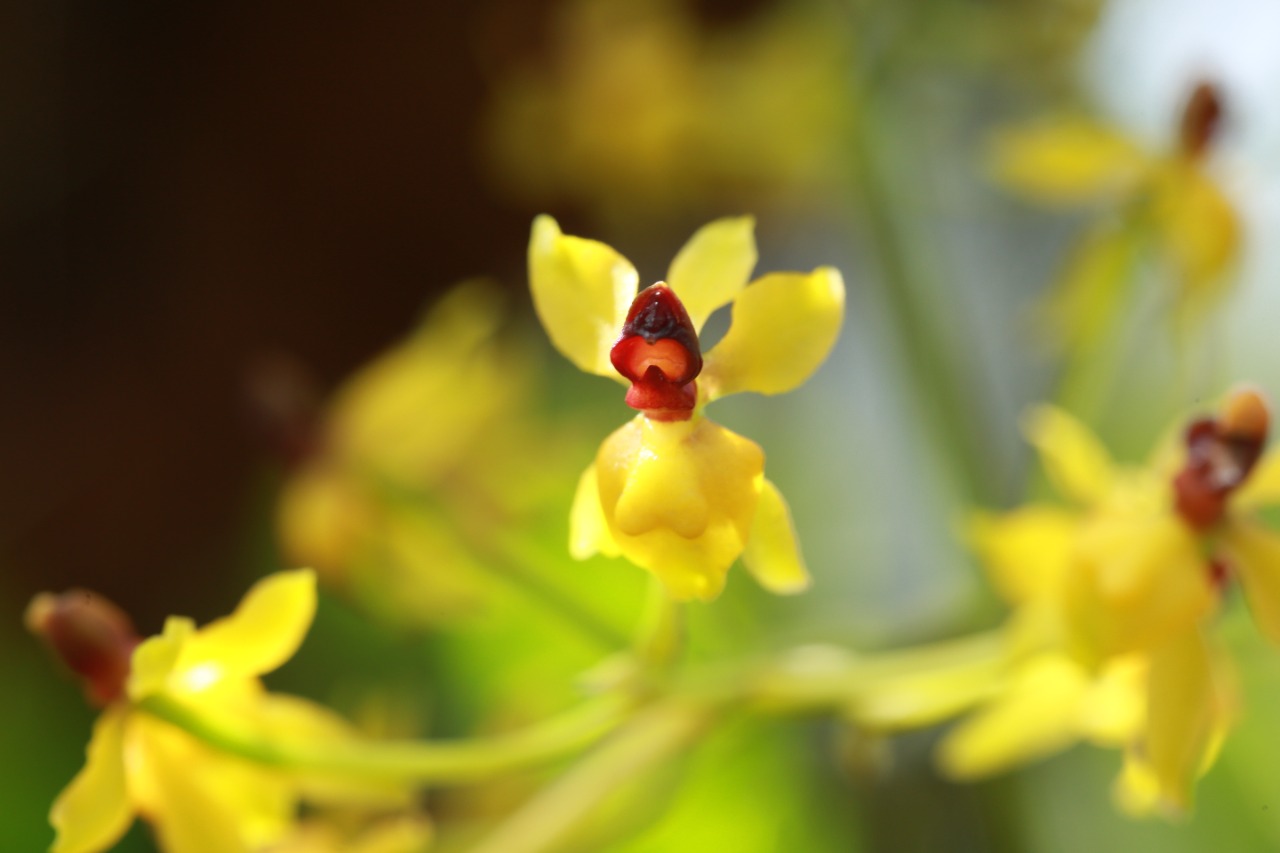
[633,575,683,670]
[138,690,633,784]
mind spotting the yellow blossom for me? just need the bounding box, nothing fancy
[482,0,855,222]
[943,388,1280,816]
[277,283,558,628]
[992,81,1240,341]
[32,570,412,853]
[529,215,843,601]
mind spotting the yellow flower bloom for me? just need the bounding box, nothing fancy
[944,388,1280,815]
[482,0,856,221]
[277,283,559,628]
[992,81,1240,340]
[529,215,844,601]
[32,570,411,853]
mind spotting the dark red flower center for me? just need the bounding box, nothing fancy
[1173,388,1268,530]
[609,283,702,421]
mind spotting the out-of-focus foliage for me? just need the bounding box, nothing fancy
[482,0,859,222]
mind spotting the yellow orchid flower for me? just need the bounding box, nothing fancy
[992,81,1240,340]
[944,387,1280,816]
[29,570,411,853]
[277,283,558,628]
[529,215,844,602]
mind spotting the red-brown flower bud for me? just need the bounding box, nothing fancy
[1179,81,1224,160]
[610,283,702,421]
[26,589,140,707]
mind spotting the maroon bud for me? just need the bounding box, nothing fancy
[26,590,140,706]
[1179,81,1224,159]
[610,284,702,421]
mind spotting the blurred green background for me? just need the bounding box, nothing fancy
[6,0,1280,850]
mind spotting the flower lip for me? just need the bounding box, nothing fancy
[1173,388,1270,529]
[611,283,702,419]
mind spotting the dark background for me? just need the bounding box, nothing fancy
[1,3,545,623]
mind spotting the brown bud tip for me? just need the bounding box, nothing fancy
[1219,386,1269,443]
[1179,81,1224,159]
[27,589,140,707]
[610,283,702,420]
[243,353,323,468]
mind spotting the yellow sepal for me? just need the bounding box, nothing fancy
[702,267,844,400]
[528,215,637,378]
[666,216,757,332]
[50,706,133,853]
[1023,405,1114,505]
[989,119,1148,204]
[740,478,810,594]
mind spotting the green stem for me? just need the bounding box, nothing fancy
[849,76,993,504]
[137,631,1006,788]
[466,698,714,853]
[632,575,683,670]
[745,630,1007,726]
[138,690,633,784]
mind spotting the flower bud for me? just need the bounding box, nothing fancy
[26,589,139,706]
[1178,81,1224,160]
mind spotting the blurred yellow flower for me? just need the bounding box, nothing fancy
[943,388,1280,815]
[277,283,559,628]
[31,570,412,853]
[529,215,844,601]
[482,0,855,222]
[992,82,1240,341]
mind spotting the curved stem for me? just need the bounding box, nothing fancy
[136,630,1006,790]
[466,698,714,853]
[632,575,683,670]
[138,690,634,784]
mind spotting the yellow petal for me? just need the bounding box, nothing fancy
[127,616,196,700]
[1067,515,1212,659]
[988,119,1149,204]
[1023,405,1114,505]
[569,463,620,560]
[936,655,1088,779]
[1042,223,1141,350]
[327,280,521,478]
[595,417,764,601]
[701,267,845,401]
[129,716,290,853]
[1152,160,1239,310]
[1220,519,1280,646]
[276,466,370,581]
[967,505,1077,604]
[1232,450,1280,511]
[50,706,133,853]
[740,478,810,594]
[1137,629,1225,815]
[528,215,638,377]
[665,216,757,332]
[1077,656,1146,746]
[177,570,317,685]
